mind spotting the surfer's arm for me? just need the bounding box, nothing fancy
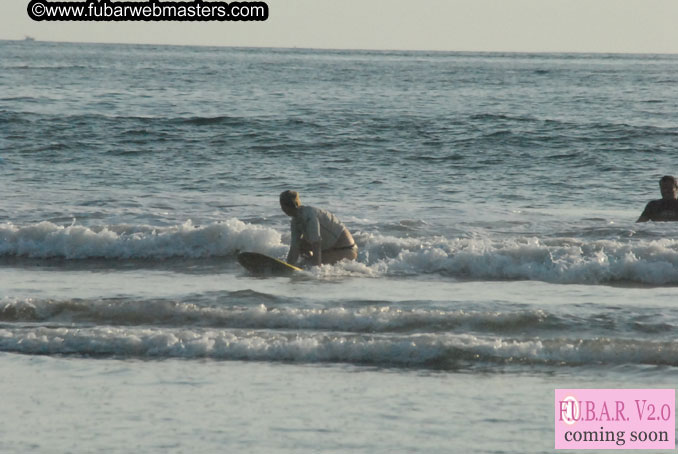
[310,241,322,267]
[302,210,322,266]
[286,246,300,265]
[287,221,301,264]
[636,202,653,223]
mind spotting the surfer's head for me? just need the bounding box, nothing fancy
[280,190,301,215]
[659,176,678,200]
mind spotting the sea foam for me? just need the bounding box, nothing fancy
[0,219,286,259]
[1,325,676,369]
[3,220,678,285]
[356,232,678,285]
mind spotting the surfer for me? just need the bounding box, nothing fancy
[637,175,678,222]
[279,190,358,266]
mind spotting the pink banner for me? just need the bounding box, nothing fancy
[555,389,675,450]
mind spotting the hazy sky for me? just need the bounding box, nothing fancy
[2,0,678,53]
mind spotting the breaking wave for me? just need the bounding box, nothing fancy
[0,219,286,260]
[3,221,678,285]
[1,296,677,369]
[1,325,676,369]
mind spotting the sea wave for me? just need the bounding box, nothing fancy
[0,297,562,334]
[356,232,678,285]
[0,325,676,369]
[2,297,675,337]
[2,293,677,369]
[3,221,678,285]
[0,219,285,259]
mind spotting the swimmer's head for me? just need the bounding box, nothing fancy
[660,176,678,200]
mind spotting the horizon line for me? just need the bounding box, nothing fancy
[3,37,678,58]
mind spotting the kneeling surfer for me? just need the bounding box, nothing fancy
[279,190,358,267]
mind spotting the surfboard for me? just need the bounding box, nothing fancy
[237,252,302,276]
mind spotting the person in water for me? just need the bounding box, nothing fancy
[637,175,678,222]
[279,190,358,266]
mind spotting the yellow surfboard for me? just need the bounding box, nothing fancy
[237,252,302,276]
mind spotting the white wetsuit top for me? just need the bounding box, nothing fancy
[290,206,348,251]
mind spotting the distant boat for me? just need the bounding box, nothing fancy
[24,36,36,42]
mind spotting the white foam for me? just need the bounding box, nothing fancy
[356,233,678,285]
[3,221,678,285]
[0,326,676,367]
[0,297,554,333]
[0,219,286,259]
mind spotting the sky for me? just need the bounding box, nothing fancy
[1,0,678,54]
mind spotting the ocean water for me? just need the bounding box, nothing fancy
[2,40,678,453]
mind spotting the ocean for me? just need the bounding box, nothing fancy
[1,40,678,453]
